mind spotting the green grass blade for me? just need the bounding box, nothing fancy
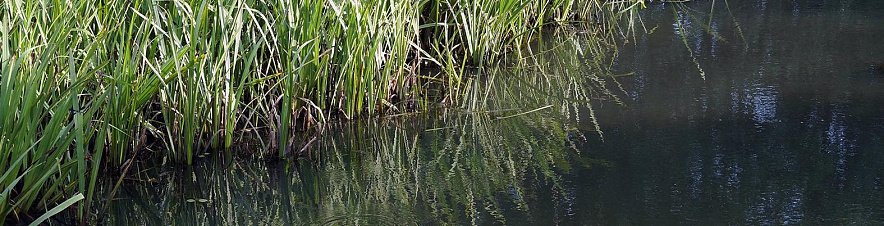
[28,193,85,226]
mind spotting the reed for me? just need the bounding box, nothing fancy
[97,27,624,224]
[1,0,643,224]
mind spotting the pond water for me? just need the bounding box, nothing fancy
[101,0,884,225]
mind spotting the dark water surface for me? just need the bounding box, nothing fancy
[102,1,884,225]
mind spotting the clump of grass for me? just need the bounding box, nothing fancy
[97,27,624,224]
[1,0,643,224]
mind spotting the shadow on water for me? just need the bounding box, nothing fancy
[100,0,884,225]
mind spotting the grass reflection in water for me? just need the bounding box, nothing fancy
[101,28,624,225]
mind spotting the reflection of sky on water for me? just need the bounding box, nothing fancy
[747,186,805,225]
[728,84,779,128]
[825,106,854,155]
[826,105,856,190]
[749,85,779,126]
[590,0,884,225]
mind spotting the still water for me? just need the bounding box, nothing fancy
[103,0,884,225]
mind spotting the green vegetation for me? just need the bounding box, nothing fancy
[1,0,642,224]
[99,29,620,224]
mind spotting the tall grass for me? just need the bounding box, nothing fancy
[1,0,643,224]
[96,26,624,224]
